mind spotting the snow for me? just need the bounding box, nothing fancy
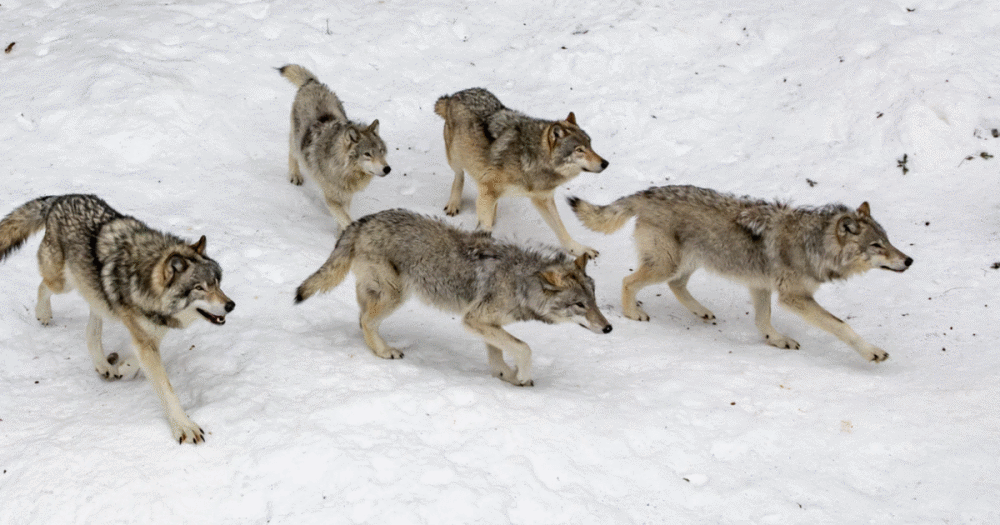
[1,0,999,523]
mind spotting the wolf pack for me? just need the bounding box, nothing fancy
[0,65,914,444]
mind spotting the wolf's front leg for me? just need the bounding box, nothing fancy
[530,195,597,258]
[464,317,533,386]
[122,317,205,444]
[750,288,799,350]
[778,293,888,362]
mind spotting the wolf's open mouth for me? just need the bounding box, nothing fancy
[881,266,907,273]
[198,309,226,325]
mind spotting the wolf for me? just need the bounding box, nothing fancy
[434,88,608,257]
[279,64,391,229]
[568,185,913,362]
[294,209,612,386]
[0,194,235,443]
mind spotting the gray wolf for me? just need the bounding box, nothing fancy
[280,64,391,229]
[568,185,913,362]
[434,88,608,257]
[0,194,236,443]
[294,209,612,386]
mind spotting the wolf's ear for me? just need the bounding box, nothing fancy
[191,235,206,255]
[368,119,380,135]
[857,202,871,217]
[346,127,360,143]
[837,215,860,236]
[539,268,568,291]
[549,123,566,142]
[565,112,577,125]
[162,253,189,285]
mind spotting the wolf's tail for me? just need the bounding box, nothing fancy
[294,218,365,303]
[434,95,450,119]
[567,194,637,234]
[278,64,318,88]
[0,195,56,262]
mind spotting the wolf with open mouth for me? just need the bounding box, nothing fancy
[0,194,235,444]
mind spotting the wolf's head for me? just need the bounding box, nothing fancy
[835,202,913,275]
[548,112,609,175]
[158,236,236,328]
[536,254,612,334]
[346,120,391,177]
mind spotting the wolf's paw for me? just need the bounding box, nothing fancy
[861,347,890,362]
[170,416,205,445]
[696,311,717,325]
[497,368,533,387]
[624,305,650,322]
[36,305,52,326]
[765,334,800,350]
[375,347,404,359]
[566,242,598,259]
[115,354,141,380]
[95,355,120,381]
[289,174,304,186]
[444,202,461,216]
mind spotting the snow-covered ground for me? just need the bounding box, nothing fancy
[2,0,999,523]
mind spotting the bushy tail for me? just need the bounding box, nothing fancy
[278,64,318,88]
[566,195,637,234]
[434,95,450,119]
[294,219,364,303]
[0,196,55,262]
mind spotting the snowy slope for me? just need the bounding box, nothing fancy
[1,0,999,523]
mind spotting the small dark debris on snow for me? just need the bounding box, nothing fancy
[993,128,999,138]
[981,152,993,159]
[897,154,909,174]
[4,42,13,54]
[730,402,736,406]
[683,477,690,482]
[806,178,817,187]
[907,7,916,12]
[990,261,1000,270]
[876,112,884,118]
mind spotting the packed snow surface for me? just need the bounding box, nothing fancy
[1,0,999,523]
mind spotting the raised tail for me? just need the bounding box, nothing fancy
[294,218,365,303]
[278,64,318,88]
[434,95,450,119]
[0,195,56,262]
[567,194,637,234]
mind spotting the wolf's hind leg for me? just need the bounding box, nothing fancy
[356,269,406,359]
[85,311,119,380]
[667,270,716,323]
[35,282,53,325]
[750,288,799,349]
[444,168,465,216]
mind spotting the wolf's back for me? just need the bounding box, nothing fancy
[279,64,318,88]
[567,194,638,234]
[294,217,367,303]
[0,196,57,262]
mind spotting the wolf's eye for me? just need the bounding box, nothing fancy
[194,284,206,292]
[364,152,372,158]
[575,146,586,154]
[871,243,884,250]
[575,302,586,309]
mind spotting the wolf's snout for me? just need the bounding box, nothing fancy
[602,324,612,334]
[381,166,391,176]
[600,159,609,170]
[904,257,913,267]
[225,300,236,312]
